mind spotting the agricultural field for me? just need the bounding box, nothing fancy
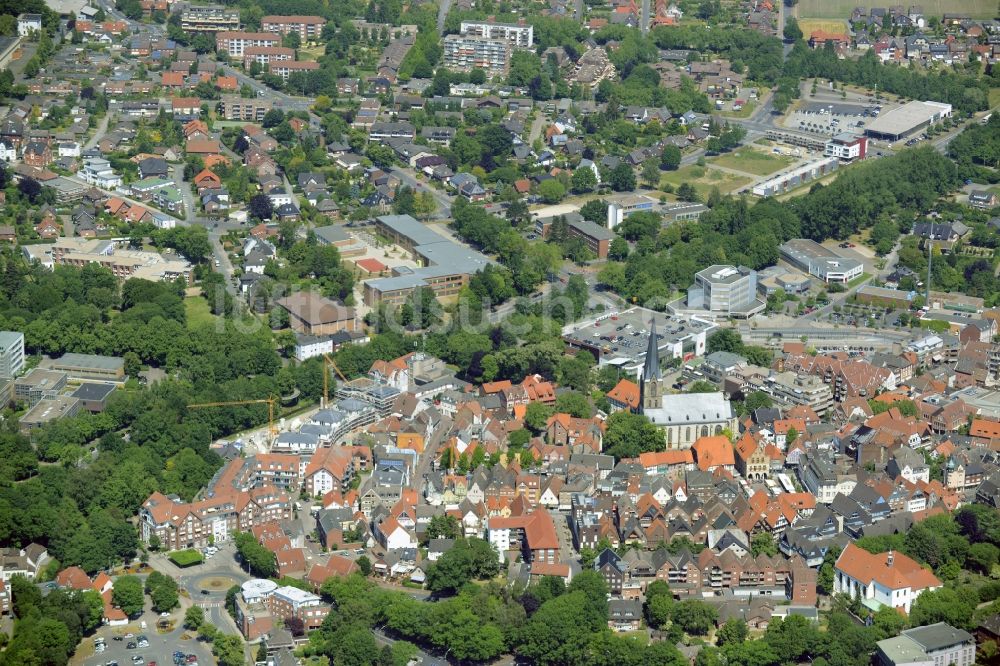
[710,148,797,177]
[660,165,753,198]
[798,0,995,19]
[797,18,849,35]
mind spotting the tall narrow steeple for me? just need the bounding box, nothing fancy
[642,319,660,382]
[640,320,663,413]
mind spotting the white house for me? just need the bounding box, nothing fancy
[295,335,334,362]
[17,13,42,36]
[377,517,418,551]
[58,142,81,158]
[834,543,941,614]
[0,141,16,162]
[80,158,123,189]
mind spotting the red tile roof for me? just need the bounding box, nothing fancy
[835,543,941,593]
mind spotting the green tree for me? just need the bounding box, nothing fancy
[671,600,717,635]
[357,555,372,576]
[571,167,597,194]
[184,605,205,630]
[641,159,661,188]
[426,514,461,541]
[538,179,566,204]
[645,593,674,628]
[607,163,636,192]
[783,17,804,42]
[524,402,554,434]
[111,575,144,617]
[751,532,778,557]
[212,634,245,666]
[717,618,749,647]
[554,392,591,418]
[660,145,682,170]
[602,411,664,460]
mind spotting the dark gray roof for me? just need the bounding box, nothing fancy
[71,382,116,402]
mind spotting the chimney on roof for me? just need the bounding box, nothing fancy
[887,550,894,565]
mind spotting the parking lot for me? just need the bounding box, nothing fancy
[786,104,874,137]
[82,617,213,666]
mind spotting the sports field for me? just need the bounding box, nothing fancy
[798,0,995,19]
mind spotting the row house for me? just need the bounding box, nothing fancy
[487,508,560,564]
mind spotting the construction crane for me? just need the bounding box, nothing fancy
[187,397,278,437]
[322,353,348,407]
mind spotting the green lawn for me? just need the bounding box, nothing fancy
[799,0,994,18]
[710,148,796,177]
[660,165,753,198]
[848,272,872,288]
[989,89,1000,110]
[168,549,204,567]
[185,296,218,330]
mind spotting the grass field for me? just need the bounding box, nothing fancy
[710,148,796,177]
[185,296,218,330]
[797,18,849,35]
[990,89,1000,110]
[799,0,995,18]
[168,549,204,567]
[660,165,753,198]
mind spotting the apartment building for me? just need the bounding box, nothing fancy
[261,15,326,42]
[242,46,294,68]
[268,586,329,631]
[442,34,512,75]
[219,95,273,121]
[268,60,320,80]
[0,332,24,379]
[459,20,534,47]
[215,31,279,58]
[181,6,240,32]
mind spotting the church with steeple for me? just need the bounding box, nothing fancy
[639,319,664,413]
[638,319,738,449]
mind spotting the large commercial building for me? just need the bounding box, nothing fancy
[442,34,512,75]
[865,100,953,142]
[219,95,273,121]
[0,332,24,379]
[215,31,280,58]
[563,307,717,373]
[363,215,492,306]
[779,239,863,283]
[459,20,533,47]
[181,6,240,32]
[261,15,326,42]
[686,265,764,317]
[752,157,838,197]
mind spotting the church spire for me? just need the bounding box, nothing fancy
[642,319,660,382]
